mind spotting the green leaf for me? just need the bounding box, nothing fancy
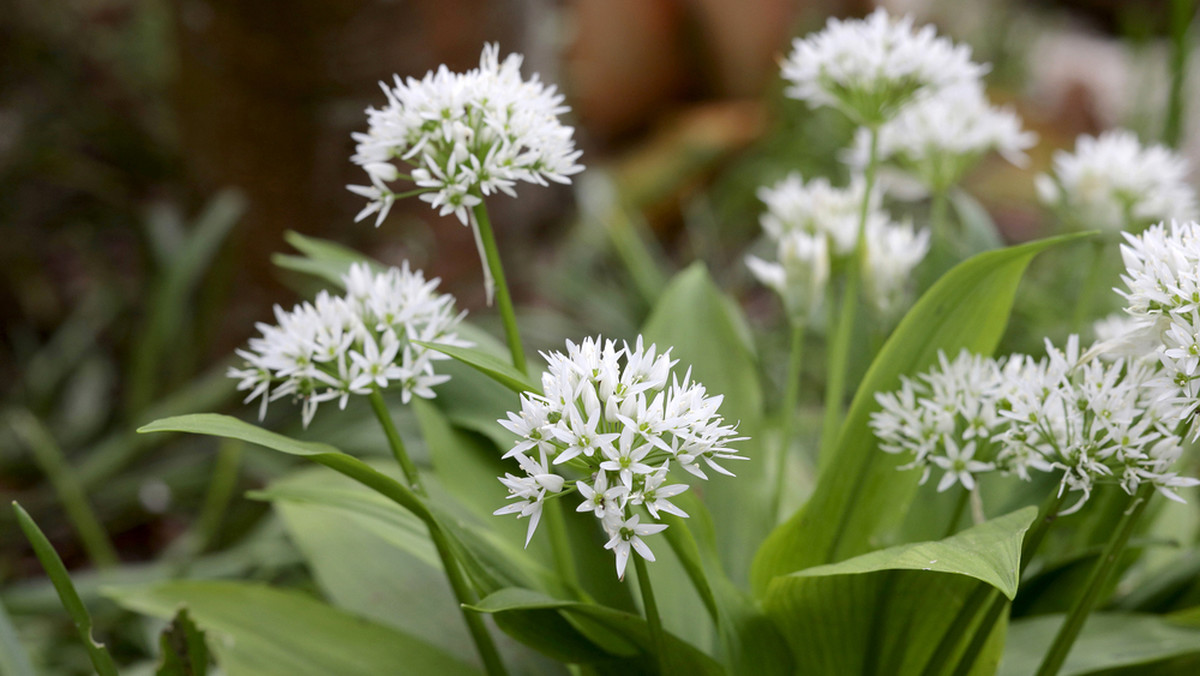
[107,580,481,676]
[751,233,1090,597]
[762,508,1036,676]
[156,609,209,676]
[273,231,379,287]
[469,588,726,674]
[417,341,539,394]
[0,595,36,676]
[641,262,766,584]
[11,501,119,676]
[1000,612,1200,676]
[138,414,431,521]
[660,513,719,624]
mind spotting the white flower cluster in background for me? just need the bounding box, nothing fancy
[749,173,928,322]
[846,82,1036,194]
[228,262,469,426]
[781,8,987,126]
[871,338,1195,514]
[349,43,584,227]
[1119,221,1200,435]
[494,337,744,578]
[1036,130,1197,232]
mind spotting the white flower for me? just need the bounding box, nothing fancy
[781,8,987,126]
[603,514,668,580]
[757,173,886,256]
[845,81,1036,194]
[746,229,829,324]
[930,437,993,492]
[227,262,468,426]
[861,220,930,320]
[1036,130,1197,231]
[495,336,744,575]
[349,43,583,227]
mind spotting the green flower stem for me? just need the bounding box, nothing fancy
[1036,483,1155,676]
[472,201,527,374]
[7,409,118,569]
[772,320,806,520]
[943,487,970,539]
[366,390,509,676]
[634,554,667,675]
[819,125,879,463]
[1070,238,1107,334]
[925,491,1067,676]
[931,189,950,244]
[543,497,580,589]
[368,389,424,492]
[1164,0,1195,147]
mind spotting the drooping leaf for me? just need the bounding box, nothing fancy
[11,502,119,676]
[271,231,379,287]
[108,581,480,676]
[641,262,766,584]
[762,508,1036,676]
[751,234,1090,596]
[469,587,726,674]
[1000,612,1200,676]
[156,609,209,676]
[417,341,539,394]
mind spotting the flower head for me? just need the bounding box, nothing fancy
[861,219,930,320]
[349,43,583,227]
[746,229,830,325]
[846,82,1036,194]
[781,8,987,126]
[227,262,469,426]
[1036,130,1196,232]
[494,336,744,578]
[757,174,886,256]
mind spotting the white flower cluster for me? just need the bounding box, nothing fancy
[494,337,744,579]
[872,339,1195,513]
[750,173,929,321]
[349,43,584,227]
[1036,130,1197,232]
[781,8,987,126]
[846,82,1036,193]
[228,262,469,426]
[1119,221,1200,434]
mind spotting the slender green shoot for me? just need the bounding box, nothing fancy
[772,321,806,520]
[819,125,880,462]
[7,409,118,569]
[1036,484,1155,676]
[1164,0,1196,147]
[634,555,667,675]
[472,201,527,374]
[12,501,119,676]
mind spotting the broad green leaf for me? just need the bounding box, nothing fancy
[641,262,766,584]
[1000,612,1200,676]
[138,414,431,521]
[274,231,379,287]
[752,234,1089,597]
[156,609,209,676]
[763,509,1035,676]
[417,341,539,394]
[469,587,725,674]
[107,580,480,676]
[0,595,36,676]
[11,502,119,676]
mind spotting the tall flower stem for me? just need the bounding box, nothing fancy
[634,555,668,674]
[1036,484,1155,676]
[819,125,879,463]
[367,389,509,676]
[924,491,1067,676]
[772,320,806,519]
[931,189,949,244]
[472,201,527,374]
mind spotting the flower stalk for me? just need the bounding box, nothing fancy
[634,554,667,674]
[472,201,527,374]
[772,320,806,519]
[820,125,879,462]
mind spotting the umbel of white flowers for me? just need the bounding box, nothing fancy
[844,81,1037,195]
[227,262,469,427]
[494,336,745,579]
[1119,220,1200,438]
[781,7,987,127]
[748,173,930,323]
[871,338,1197,514]
[1036,130,1198,232]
